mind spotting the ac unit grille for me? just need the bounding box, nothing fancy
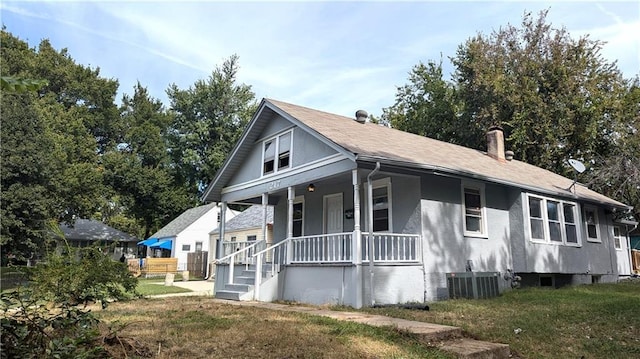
[446,272,500,299]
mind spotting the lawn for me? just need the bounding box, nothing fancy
[96,281,639,358]
[135,278,192,296]
[97,297,451,358]
[360,281,640,358]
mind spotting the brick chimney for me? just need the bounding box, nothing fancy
[486,125,505,162]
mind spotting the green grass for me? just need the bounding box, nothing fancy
[135,278,192,296]
[357,281,640,358]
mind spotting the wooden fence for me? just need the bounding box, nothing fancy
[632,250,640,274]
[127,258,178,277]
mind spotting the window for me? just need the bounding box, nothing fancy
[195,242,203,252]
[462,183,486,237]
[182,244,191,251]
[613,227,623,250]
[293,200,304,237]
[526,194,580,246]
[371,178,392,232]
[247,235,257,241]
[584,207,600,242]
[230,236,237,241]
[262,130,292,175]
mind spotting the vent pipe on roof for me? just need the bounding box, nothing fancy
[355,110,368,124]
[486,125,506,162]
[505,150,514,161]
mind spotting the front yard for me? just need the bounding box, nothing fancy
[96,281,640,358]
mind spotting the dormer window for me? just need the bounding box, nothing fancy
[263,130,292,176]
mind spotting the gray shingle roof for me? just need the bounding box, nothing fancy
[150,203,218,239]
[210,205,273,235]
[265,99,627,209]
[60,219,138,242]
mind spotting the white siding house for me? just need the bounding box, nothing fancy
[146,203,237,271]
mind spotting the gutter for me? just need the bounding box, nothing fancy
[355,155,631,211]
[367,162,381,307]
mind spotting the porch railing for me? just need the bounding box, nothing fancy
[291,232,353,263]
[362,233,420,262]
[216,239,266,284]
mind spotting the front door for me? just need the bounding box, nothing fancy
[324,193,343,234]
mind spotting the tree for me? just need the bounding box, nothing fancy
[0,30,123,262]
[167,55,257,195]
[103,83,196,238]
[383,10,638,219]
[0,93,58,263]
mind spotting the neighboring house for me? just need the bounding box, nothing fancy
[59,219,139,261]
[144,203,237,271]
[204,98,637,308]
[210,205,274,259]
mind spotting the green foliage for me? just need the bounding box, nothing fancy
[29,244,138,306]
[167,54,257,194]
[0,246,139,358]
[384,9,638,219]
[0,76,48,93]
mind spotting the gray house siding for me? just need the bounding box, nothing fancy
[227,115,340,188]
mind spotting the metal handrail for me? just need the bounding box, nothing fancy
[216,239,266,264]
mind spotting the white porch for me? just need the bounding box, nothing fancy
[213,169,424,308]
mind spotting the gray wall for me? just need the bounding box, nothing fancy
[227,115,339,187]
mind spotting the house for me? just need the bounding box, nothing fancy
[203,98,637,308]
[59,219,139,261]
[209,205,274,258]
[143,203,237,273]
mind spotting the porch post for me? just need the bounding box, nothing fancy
[352,169,362,264]
[262,193,268,242]
[217,201,227,260]
[286,186,295,263]
[351,169,363,308]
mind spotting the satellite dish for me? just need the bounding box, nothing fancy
[568,159,586,173]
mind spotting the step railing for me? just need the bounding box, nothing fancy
[216,239,266,284]
[362,233,420,262]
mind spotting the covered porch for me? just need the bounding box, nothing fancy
[213,168,424,308]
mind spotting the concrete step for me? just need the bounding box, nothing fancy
[225,283,253,292]
[215,290,242,301]
[234,276,255,285]
[438,338,510,359]
[215,289,254,301]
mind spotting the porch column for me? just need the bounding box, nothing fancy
[352,169,362,264]
[351,169,364,308]
[216,201,227,260]
[262,193,268,242]
[286,186,295,263]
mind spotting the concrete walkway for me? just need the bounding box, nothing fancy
[147,282,511,358]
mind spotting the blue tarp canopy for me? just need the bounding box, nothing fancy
[149,240,172,250]
[137,238,158,246]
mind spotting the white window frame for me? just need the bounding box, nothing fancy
[526,194,581,247]
[195,241,203,252]
[370,178,392,233]
[461,181,488,238]
[261,129,293,176]
[613,226,623,250]
[583,206,601,243]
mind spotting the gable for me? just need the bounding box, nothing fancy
[202,99,354,202]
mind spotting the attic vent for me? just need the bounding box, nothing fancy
[355,110,368,124]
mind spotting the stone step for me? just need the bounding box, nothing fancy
[438,338,510,359]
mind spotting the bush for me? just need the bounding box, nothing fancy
[0,244,139,358]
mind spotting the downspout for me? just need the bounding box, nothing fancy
[367,162,380,306]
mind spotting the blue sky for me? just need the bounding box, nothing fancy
[2,1,638,117]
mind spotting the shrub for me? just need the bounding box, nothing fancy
[0,244,139,358]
